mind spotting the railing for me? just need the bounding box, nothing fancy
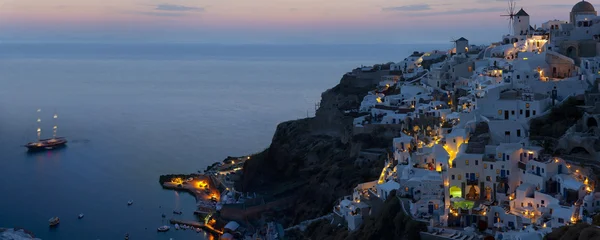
[497,176,508,184]
[467,179,479,186]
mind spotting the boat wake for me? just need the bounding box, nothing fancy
[69,139,91,144]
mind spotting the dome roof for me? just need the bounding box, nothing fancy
[572,1,595,13]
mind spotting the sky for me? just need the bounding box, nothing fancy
[0,0,594,44]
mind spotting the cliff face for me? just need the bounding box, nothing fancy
[546,223,600,240]
[0,228,40,240]
[236,72,388,226]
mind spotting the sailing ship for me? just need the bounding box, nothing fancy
[25,109,67,151]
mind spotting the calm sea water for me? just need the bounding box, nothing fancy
[0,43,446,239]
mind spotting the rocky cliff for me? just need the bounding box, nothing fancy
[236,71,393,227]
[0,228,39,240]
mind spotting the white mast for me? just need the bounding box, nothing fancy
[53,112,58,138]
[36,109,42,141]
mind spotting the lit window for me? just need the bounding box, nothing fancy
[476,173,480,178]
[458,175,462,180]
[496,169,500,174]
[484,163,488,169]
[498,110,502,115]
[405,187,409,192]
[526,103,530,108]
[466,160,469,165]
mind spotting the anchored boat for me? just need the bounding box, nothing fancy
[49,217,60,227]
[25,110,67,152]
[157,225,170,232]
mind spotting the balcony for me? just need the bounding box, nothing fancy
[467,179,479,186]
[497,176,508,184]
[334,206,343,217]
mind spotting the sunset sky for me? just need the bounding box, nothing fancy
[0,0,593,44]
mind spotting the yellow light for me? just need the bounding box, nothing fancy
[555,159,559,163]
[376,97,382,103]
[523,57,528,60]
[571,217,577,223]
[444,181,450,187]
[586,186,592,192]
[543,223,547,228]
[231,161,235,165]
[247,156,251,160]
[567,165,571,168]
[482,211,487,216]
[576,169,579,173]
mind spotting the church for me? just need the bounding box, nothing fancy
[546,0,600,66]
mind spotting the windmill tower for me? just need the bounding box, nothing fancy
[500,0,517,35]
[449,37,469,55]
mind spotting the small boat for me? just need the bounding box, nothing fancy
[157,225,170,232]
[127,200,133,206]
[173,210,182,215]
[49,217,60,227]
[174,224,180,230]
[78,213,84,219]
[124,233,129,240]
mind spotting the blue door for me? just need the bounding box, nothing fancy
[501,170,506,177]
[428,204,434,214]
[536,167,540,175]
[470,173,476,180]
[558,164,563,174]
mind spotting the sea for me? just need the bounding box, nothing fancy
[0,43,447,239]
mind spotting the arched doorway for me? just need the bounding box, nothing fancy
[570,147,590,155]
[588,117,598,128]
[567,46,577,60]
[485,187,492,201]
[466,185,479,200]
[450,186,462,198]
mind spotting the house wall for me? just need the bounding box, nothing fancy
[487,120,528,143]
[487,206,521,229]
[450,60,474,80]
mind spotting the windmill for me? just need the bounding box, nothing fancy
[449,37,457,54]
[500,0,517,35]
